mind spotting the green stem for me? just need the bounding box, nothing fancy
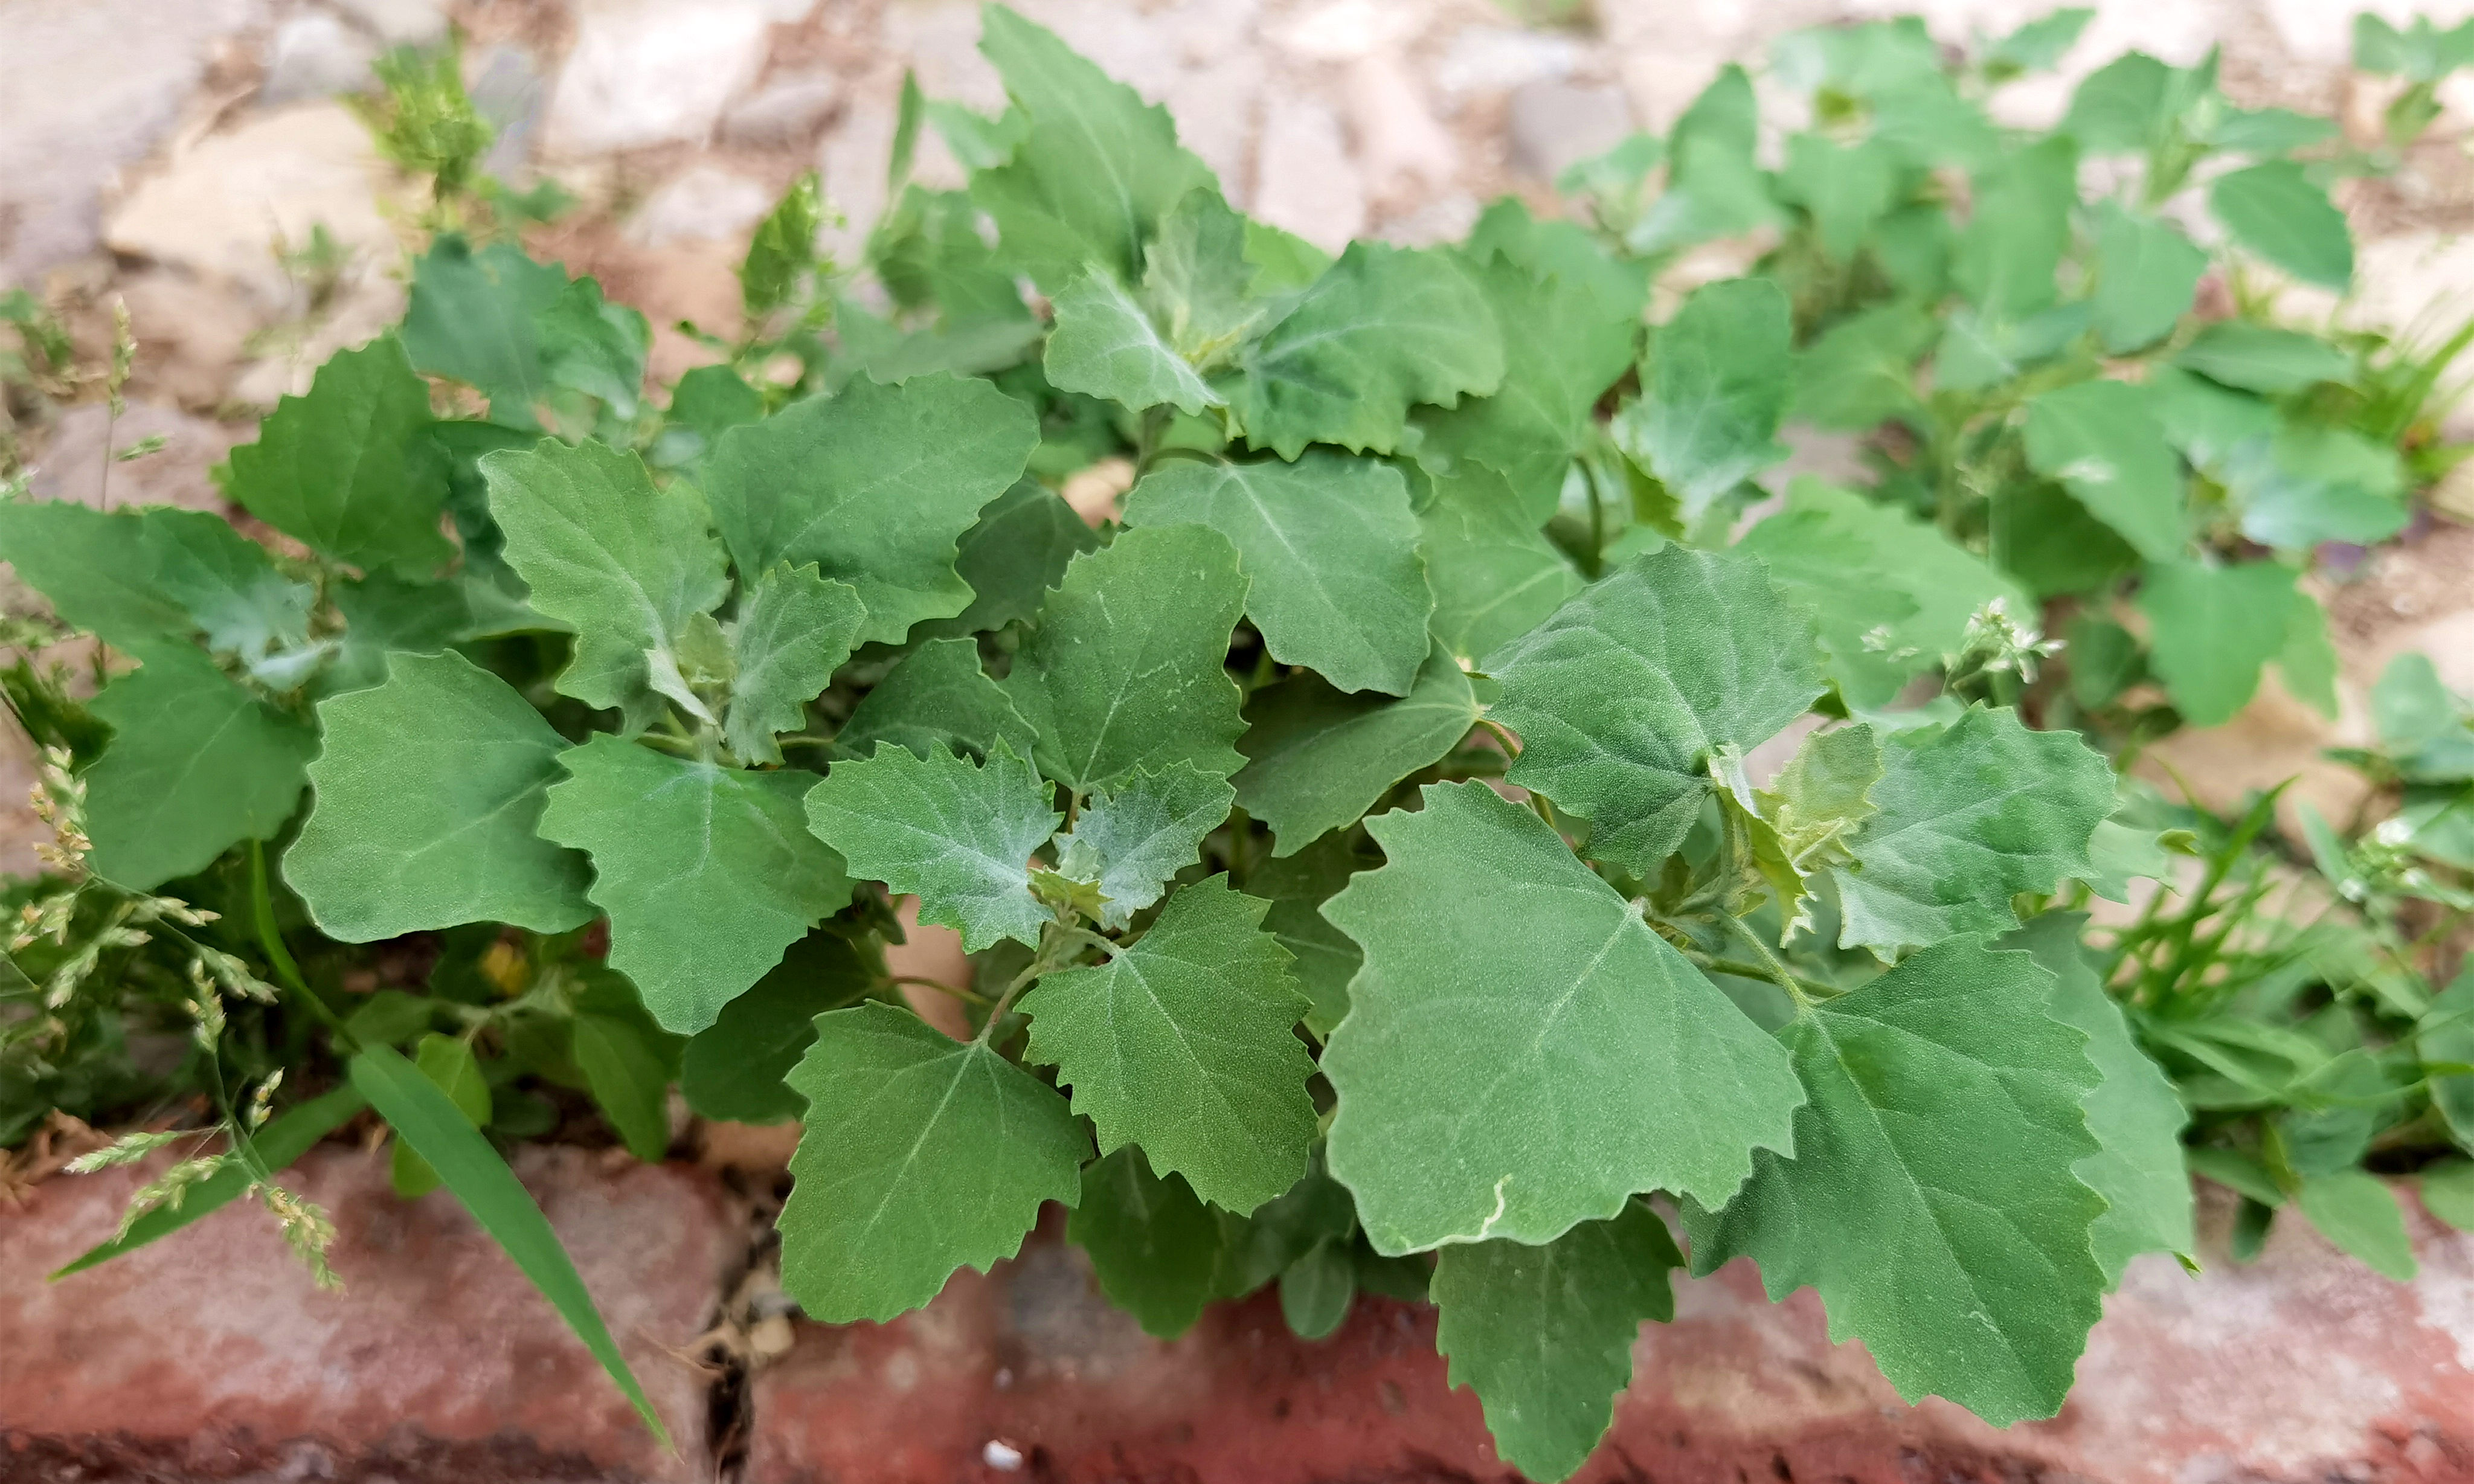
[1717,914,1817,1009]
[249,841,350,1044]
[1691,952,1838,1003]
[973,920,1091,1046]
[888,974,994,1009]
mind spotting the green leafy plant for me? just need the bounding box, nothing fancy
[2353,12,2474,149]
[7,7,2473,1478]
[1555,12,2472,744]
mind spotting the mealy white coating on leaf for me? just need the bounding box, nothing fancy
[805,740,1060,953]
[1053,762,1235,928]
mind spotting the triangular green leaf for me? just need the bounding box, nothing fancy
[660,364,764,466]
[1779,133,1898,261]
[2373,650,2471,757]
[1464,198,1649,346]
[83,646,316,890]
[968,4,1216,291]
[1233,641,1480,854]
[2090,204,2207,354]
[780,1001,1088,1321]
[2148,364,2278,471]
[1611,277,1792,518]
[2210,161,2352,291]
[2060,52,2172,150]
[1828,706,2115,954]
[1432,1201,1682,1483]
[1416,250,1640,518]
[1053,762,1235,929]
[1415,464,1582,666]
[834,635,1036,763]
[1626,68,1784,254]
[481,439,728,728]
[2020,379,2188,561]
[541,736,850,1033]
[1682,937,2107,1426]
[2295,1170,2417,1280]
[1142,188,1267,367]
[1323,782,1804,1251]
[1952,135,2075,321]
[1228,242,1504,460]
[1044,268,1222,416]
[1936,301,2093,394]
[704,373,1038,646]
[2173,322,2353,394]
[1000,523,1250,793]
[1123,452,1432,696]
[1789,304,1934,431]
[1488,545,1825,876]
[1734,507,1924,711]
[1021,875,1316,1212]
[724,563,866,766]
[873,178,1033,328]
[2003,913,2196,1285]
[0,503,311,664]
[219,335,452,579]
[804,739,1059,953]
[2137,559,2298,727]
[290,650,594,940]
[536,274,649,418]
[1070,1148,1235,1338]
[400,234,570,430]
[2225,423,2409,550]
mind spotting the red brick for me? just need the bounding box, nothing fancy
[750,1187,2474,1484]
[0,1145,736,1481]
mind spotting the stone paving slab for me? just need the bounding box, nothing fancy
[0,1143,736,1482]
[749,1188,2474,1484]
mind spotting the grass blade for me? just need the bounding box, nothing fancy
[50,1082,368,1279]
[349,1043,672,1447]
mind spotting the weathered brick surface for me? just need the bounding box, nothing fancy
[0,1145,734,1482]
[750,1189,2474,1484]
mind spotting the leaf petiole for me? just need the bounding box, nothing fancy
[1714,914,1822,1009]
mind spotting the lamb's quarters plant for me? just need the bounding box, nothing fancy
[6,5,2474,1479]
[1555,9,2474,742]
